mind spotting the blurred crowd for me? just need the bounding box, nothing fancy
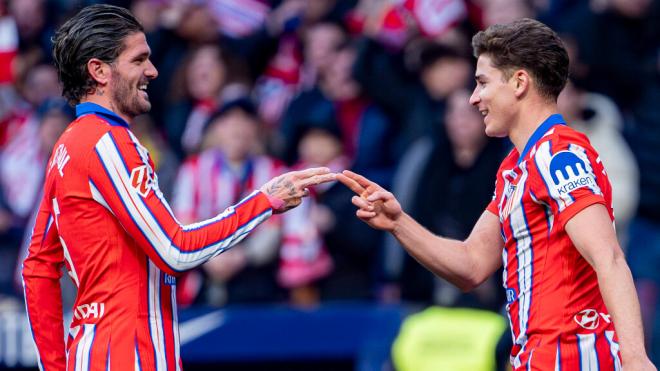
[0,0,658,363]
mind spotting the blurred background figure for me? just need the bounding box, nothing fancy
[381,87,506,309]
[2,97,71,303]
[278,123,347,307]
[172,98,286,307]
[278,39,400,302]
[165,44,227,157]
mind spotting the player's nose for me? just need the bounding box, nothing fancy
[145,59,158,80]
[469,87,480,106]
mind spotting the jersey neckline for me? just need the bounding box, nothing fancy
[517,113,566,165]
[75,102,129,128]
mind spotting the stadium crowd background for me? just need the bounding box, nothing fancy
[0,0,658,369]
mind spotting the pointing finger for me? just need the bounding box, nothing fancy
[342,170,378,191]
[294,167,331,179]
[299,173,336,187]
[337,173,366,195]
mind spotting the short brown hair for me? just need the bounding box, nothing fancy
[471,18,569,101]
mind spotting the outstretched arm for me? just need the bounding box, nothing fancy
[89,128,334,276]
[337,170,503,291]
[567,204,655,371]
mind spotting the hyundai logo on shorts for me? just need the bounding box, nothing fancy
[574,309,600,330]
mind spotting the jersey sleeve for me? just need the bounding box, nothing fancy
[531,136,608,228]
[22,195,66,371]
[486,177,500,216]
[87,128,273,276]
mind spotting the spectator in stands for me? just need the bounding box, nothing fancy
[300,20,347,90]
[554,0,658,111]
[0,64,62,229]
[172,98,286,307]
[480,0,534,27]
[281,41,397,183]
[9,0,52,64]
[0,65,69,230]
[20,64,60,109]
[4,97,71,300]
[278,123,347,306]
[279,40,398,300]
[353,38,473,153]
[164,44,227,157]
[381,87,506,309]
[253,19,348,132]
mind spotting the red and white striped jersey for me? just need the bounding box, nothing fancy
[486,114,622,370]
[22,102,273,371]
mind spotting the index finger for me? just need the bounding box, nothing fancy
[293,167,331,179]
[299,173,337,187]
[342,170,380,192]
[336,173,365,195]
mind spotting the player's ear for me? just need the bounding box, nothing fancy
[87,58,111,87]
[512,69,530,98]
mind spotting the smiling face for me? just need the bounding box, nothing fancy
[469,54,519,138]
[108,32,158,119]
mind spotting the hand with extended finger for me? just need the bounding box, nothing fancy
[336,170,403,232]
[260,167,336,214]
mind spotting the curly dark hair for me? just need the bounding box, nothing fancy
[471,18,569,101]
[52,4,143,104]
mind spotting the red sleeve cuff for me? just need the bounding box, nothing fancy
[486,200,498,217]
[556,194,608,229]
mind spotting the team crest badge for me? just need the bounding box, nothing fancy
[130,165,153,197]
[499,170,521,220]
